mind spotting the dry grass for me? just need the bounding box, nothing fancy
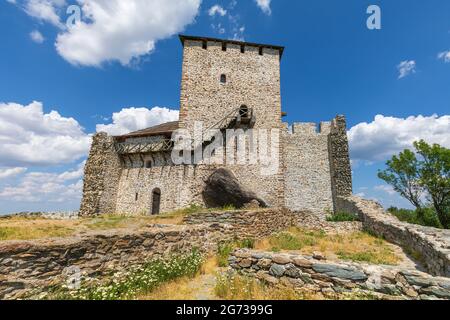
[0,205,240,241]
[255,227,400,265]
[214,274,320,300]
[0,212,185,241]
[0,217,78,240]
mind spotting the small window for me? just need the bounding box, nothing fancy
[259,47,263,56]
[239,105,249,117]
[135,193,139,201]
[222,42,227,51]
[145,161,153,168]
[220,74,226,84]
[202,41,207,50]
[240,45,245,54]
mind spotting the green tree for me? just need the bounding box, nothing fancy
[377,149,424,210]
[378,140,450,228]
[414,140,450,228]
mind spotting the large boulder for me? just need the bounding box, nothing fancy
[202,168,267,209]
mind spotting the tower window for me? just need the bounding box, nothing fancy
[202,41,207,50]
[259,47,263,56]
[220,74,226,84]
[240,45,245,54]
[135,193,139,201]
[239,105,249,117]
[222,42,227,51]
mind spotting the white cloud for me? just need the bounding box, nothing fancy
[348,114,450,162]
[255,0,271,15]
[0,167,27,180]
[55,0,201,66]
[438,51,450,63]
[23,0,66,28]
[374,185,396,196]
[397,60,416,79]
[0,162,84,203]
[96,107,179,136]
[30,29,45,43]
[0,101,91,167]
[208,4,227,17]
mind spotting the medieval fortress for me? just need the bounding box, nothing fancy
[80,35,353,218]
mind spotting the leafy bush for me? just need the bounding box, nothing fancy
[387,207,442,229]
[326,212,359,222]
[51,249,203,300]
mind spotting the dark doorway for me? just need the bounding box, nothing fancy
[151,188,161,215]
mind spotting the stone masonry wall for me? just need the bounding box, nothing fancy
[329,116,353,209]
[183,208,297,239]
[283,122,334,218]
[178,39,285,208]
[0,209,295,299]
[79,133,122,216]
[337,196,450,277]
[114,163,286,215]
[230,249,450,300]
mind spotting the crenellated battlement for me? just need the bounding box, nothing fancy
[288,121,332,136]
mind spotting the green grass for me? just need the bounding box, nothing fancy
[267,229,326,251]
[49,249,204,300]
[216,238,255,267]
[387,207,443,229]
[326,211,359,222]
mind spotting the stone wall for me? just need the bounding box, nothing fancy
[337,196,450,277]
[114,164,287,215]
[329,116,353,209]
[283,122,334,217]
[79,133,122,216]
[183,208,297,239]
[230,249,450,300]
[0,209,295,299]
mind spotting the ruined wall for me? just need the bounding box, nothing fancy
[0,209,295,299]
[329,116,353,208]
[230,249,450,300]
[79,133,122,216]
[337,196,450,277]
[283,122,334,217]
[183,208,297,239]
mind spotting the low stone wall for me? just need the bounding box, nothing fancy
[230,249,450,300]
[0,209,296,299]
[336,196,450,277]
[183,208,297,239]
[296,211,363,234]
[0,224,234,299]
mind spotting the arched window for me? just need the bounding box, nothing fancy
[145,161,153,168]
[239,105,249,117]
[220,74,226,84]
[151,188,161,215]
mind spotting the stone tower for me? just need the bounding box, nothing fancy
[178,35,284,133]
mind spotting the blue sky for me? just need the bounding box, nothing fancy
[0,0,449,214]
